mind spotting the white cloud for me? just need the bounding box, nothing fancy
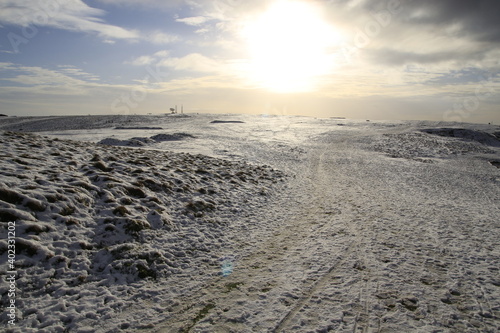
[0,1,182,45]
[57,65,101,81]
[194,28,210,34]
[175,16,209,26]
[153,50,169,57]
[159,53,223,73]
[125,51,170,66]
[95,0,186,9]
[125,55,155,66]
[0,0,139,40]
[0,62,105,95]
[146,31,179,45]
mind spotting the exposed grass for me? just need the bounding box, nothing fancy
[60,205,75,216]
[113,205,129,216]
[223,281,244,293]
[180,303,216,333]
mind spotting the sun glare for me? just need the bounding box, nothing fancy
[243,0,342,93]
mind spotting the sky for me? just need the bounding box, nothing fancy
[0,0,499,123]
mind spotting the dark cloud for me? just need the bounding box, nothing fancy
[377,0,500,43]
[365,48,488,67]
[339,0,500,67]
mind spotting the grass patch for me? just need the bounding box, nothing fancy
[60,205,75,216]
[194,303,216,322]
[180,303,216,333]
[136,263,157,280]
[113,205,129,216]
[223,281,244,293]
[124,219,150,234]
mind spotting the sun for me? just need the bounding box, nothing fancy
[242,0,342,93]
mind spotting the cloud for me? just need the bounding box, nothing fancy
[125,51,170,66]
[159,53,223,73]
[364,48,487,67]
[0,62,106,95]
[124,50,251,92]
[95,0,186,10]
[175,16,209,26]
[145,31,179,44]
[57,65,101,81]
[339,0,500,68]
[0,0,139,40]
[425,68,498,87]
[126,56,155,66]
[401,0,500,43]
[0,0,180,45]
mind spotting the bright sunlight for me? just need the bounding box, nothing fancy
[243,0,342,93]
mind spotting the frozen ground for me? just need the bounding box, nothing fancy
[0,113,499,332]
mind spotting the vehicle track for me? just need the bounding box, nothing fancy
[148,132,372,332]
[273,147,368,332]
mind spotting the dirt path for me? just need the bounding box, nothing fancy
[149,130,500,333]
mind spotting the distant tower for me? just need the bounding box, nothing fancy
[181,105,183,114]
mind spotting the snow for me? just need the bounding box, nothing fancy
[0,114,499,332]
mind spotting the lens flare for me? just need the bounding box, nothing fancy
[220,256,235,276]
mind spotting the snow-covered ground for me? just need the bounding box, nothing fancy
[1,113,499,332]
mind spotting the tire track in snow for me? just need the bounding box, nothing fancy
[272,128,425,332]
[150,134,369,332]
[273,131,396,332]
[274,147,367,332]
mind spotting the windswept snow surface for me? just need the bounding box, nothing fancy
[1,114,499,332]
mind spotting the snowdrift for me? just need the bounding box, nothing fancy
[421,128,500,147]
[374,129,497,162]
[98,133,195,147]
